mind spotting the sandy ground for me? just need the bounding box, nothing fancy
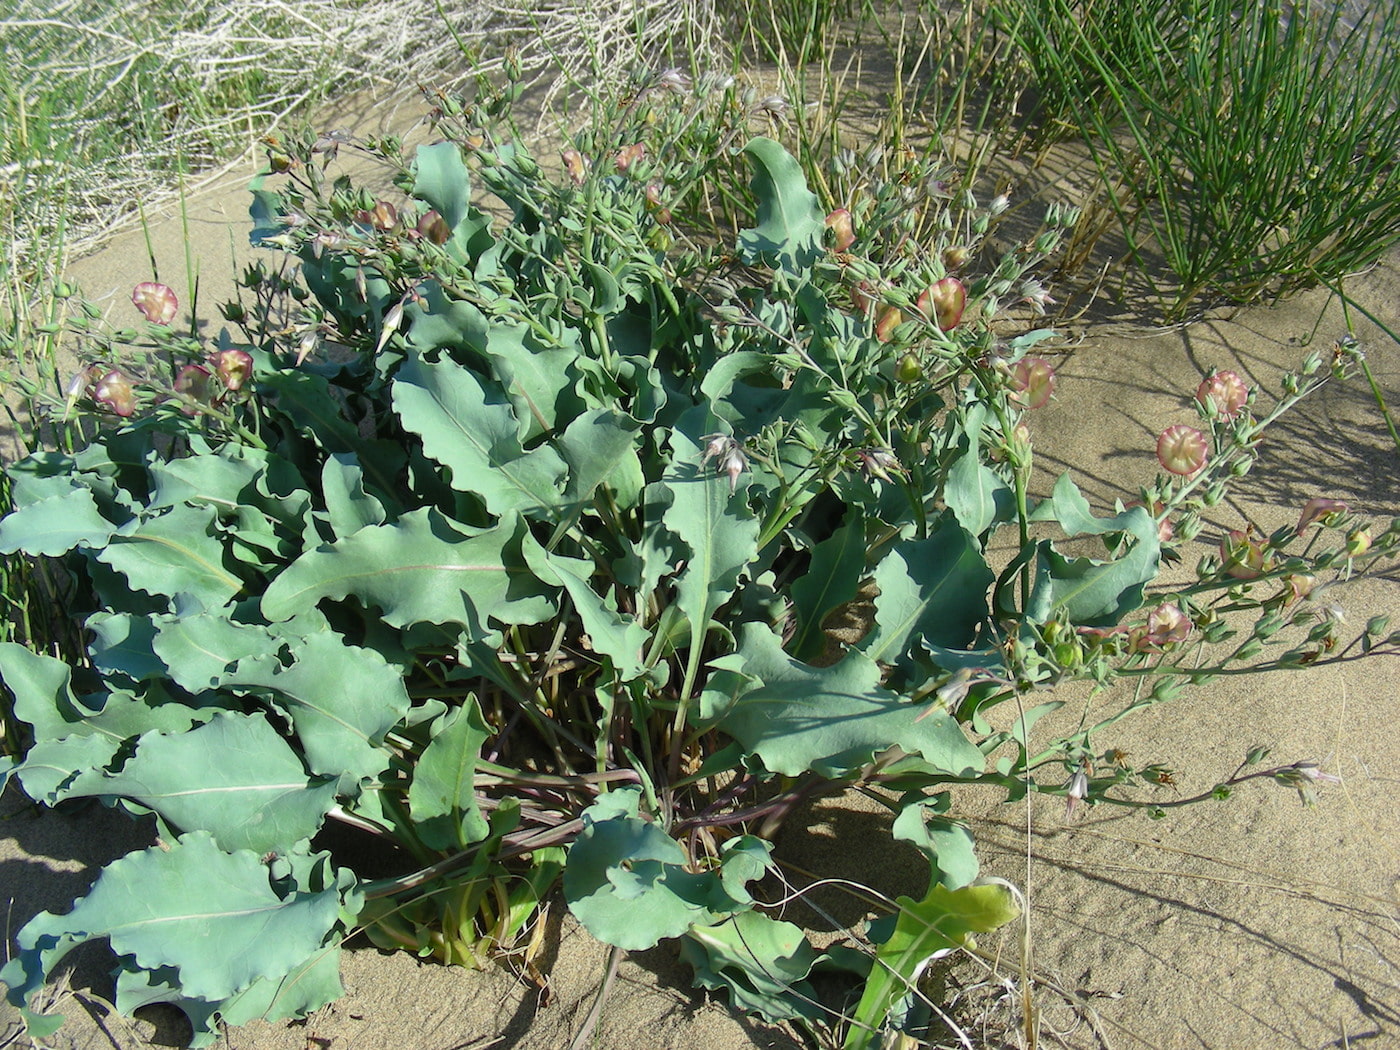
[1,92,1398,1050]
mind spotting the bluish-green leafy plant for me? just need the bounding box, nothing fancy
[1,70,1396,1047]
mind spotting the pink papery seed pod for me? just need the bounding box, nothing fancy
[173,364,212,416]
[1010,357,1056,410]
[93,369,136,417]
[355,200,398,231]
[1156,424,1208,476]
[132,282,177,325]
[211,348,254,392]
[824,208,855,252]
[850,281,876,317]
[561,148,589,187]
[1294,497,1348,535]
[875,305,903,344]
[916,276,966,331]
[1220,528,1268,579]
[416,210,451,245]
[1195,369,1250,419]
[615,143,646,173]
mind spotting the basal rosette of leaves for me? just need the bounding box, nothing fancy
[1,75,1397,1048]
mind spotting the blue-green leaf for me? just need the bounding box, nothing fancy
[1,833,347,1016]
[737,138,824,275]
[716,624,985,778]
[260,507,554,631]
[788,520,866,661]
[97,504,244,608]
[392,352,567,519]
[76,712,337,854]
[408,700,491,850]
[0,486,116,556]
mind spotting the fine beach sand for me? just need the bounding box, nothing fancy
[1,88,1398,1050]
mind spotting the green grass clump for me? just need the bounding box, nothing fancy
[997,0,1400,316]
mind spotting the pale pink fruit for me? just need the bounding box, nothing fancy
[211,348,254,392]
[1294,497,1348,534]
[1195,370,1249,419]
[1156,425,1208,476]
[1220,528,1267,579]
[132,282,177,325]
[173,364,211,415]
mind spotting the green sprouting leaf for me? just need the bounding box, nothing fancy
[844,882,1020,1050]
[660,407,761,649]
[1,833,347,1019]
[788,520,866,661]
[73,712,337,854]
[261,507,554,631]
[681,912,825,1024]
[97,504,244,608]
[0,485,116,556]
[717,625,985,778]
[891,793,979,890]
[862,520,993,666]
[392,352,567,519]
[408,700,491,851]
[1029,474,1161,627]
[152,612,281,692]
[737,138,824,275]
[523,535,648,682]
[228,632,410,784]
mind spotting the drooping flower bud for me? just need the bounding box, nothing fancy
[93,369,136,417]
[1156,424,1208,476]
[824,208,855,252]
[916,277,966,331]
[1011,357,1056,410]
[1195,369,1249,419]
[211,348,254,392]
[1294,497,1348,535]
[700,434,748,493]
[855,448,903,483]
[132,282,177,325]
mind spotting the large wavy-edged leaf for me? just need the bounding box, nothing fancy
[0,833,347,1018]
[227,632,409,784]
[0,486,116,556]
[147,453,262,512]
[1028,474,1161,627]
[72,713,336,854]
[564,789,770,952]
[715,624,985,778]
[116,944,344,1049]
[681,912,825,1024]
[151,612,281,692]
[861,520,993,666]
[737,138,824,275]
[260,507,554,630]
[392,352,567,519]
[407,700,491,851]
[88,613,163,681]
[944,406,1014,539]
[319,453,387,541]
[97,504,244,608]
